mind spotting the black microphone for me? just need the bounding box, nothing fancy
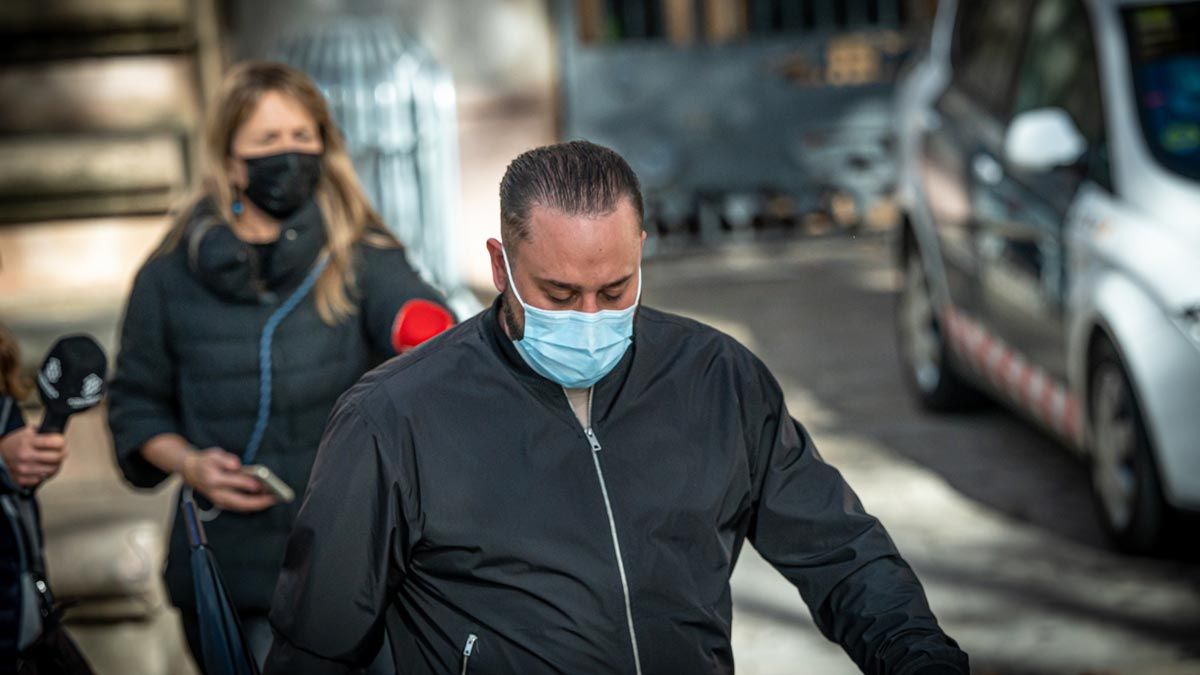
[35,334,107,434]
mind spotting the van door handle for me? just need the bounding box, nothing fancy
[972,153,1003,185]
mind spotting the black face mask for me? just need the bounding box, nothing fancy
[240,151,322,220]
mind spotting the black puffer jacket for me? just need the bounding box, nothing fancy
[107,199,447,611]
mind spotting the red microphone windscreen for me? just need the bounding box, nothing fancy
[391,299,455,353]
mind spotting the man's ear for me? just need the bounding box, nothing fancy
[486,238,507,294]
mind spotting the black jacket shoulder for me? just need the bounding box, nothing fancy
[332,310,483,421]
[133,242,189,288]
[638,305,777,387]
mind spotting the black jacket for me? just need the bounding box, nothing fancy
[265,298,968,675]
[107,199,446,611]
[1,398,33,668]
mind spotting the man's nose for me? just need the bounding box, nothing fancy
[579,295,601,314]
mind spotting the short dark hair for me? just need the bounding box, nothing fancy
[499,140,644,246]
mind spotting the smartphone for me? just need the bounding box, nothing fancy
[241,464,295,503]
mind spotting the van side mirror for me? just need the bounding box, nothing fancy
[1004,108,1088,172]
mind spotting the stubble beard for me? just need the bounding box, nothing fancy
[501,289,524,341]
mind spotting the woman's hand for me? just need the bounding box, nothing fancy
[0,426,67,488]
[181,447,278,512]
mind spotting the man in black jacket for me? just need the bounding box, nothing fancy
[265,141,968,675]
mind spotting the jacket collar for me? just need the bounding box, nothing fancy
[480,295,638,428]
[185,198,327,304]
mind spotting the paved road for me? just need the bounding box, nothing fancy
[641,232,1200,675]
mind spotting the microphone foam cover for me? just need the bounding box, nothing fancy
[391,299,454,354]
[37,334,108,420]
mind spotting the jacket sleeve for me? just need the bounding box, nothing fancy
[106,263,180,489]
[0,397,24,493]
[357,244,454,359]
[742,355,968,675]
[265,396,410,675]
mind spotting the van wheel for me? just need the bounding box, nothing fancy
[895,241,982,411]
[1089,338,1169,554]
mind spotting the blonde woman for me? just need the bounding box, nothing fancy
[107,62,449,671]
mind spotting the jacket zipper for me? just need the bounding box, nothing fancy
[461,633,477,675]
[574,387,643,675]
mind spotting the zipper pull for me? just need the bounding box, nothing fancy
[462,634,478,675]
[585,427,602,452]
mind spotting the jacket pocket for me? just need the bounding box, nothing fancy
[460,633,478,675]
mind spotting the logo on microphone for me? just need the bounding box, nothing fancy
[83,374,102,397]
[38,358,62,399]
[68,373,105,409]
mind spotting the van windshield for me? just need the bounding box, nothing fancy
[1123,2,1200,182]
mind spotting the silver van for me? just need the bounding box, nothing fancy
[893,0,1199,552]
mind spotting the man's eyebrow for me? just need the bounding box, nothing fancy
[537,273,634,292]
[538,278,582,292]
[601,274,635,290]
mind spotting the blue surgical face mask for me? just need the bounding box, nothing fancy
[502,247,641,389]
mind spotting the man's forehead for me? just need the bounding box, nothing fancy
[509,199,642,282]
[521,210,638,250]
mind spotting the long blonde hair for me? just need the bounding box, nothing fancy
[158,61,397,324]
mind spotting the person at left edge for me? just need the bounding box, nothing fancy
[105,61,450,671]
[0,323,94,675]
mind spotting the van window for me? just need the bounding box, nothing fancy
[1013,0,1110,187]
[1123,2,1200,183]
[952,0,1029,115]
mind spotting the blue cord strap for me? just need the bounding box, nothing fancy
[243,254,330,465]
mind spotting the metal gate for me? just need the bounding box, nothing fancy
[557,0,931,252]
[276,17,480,318]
